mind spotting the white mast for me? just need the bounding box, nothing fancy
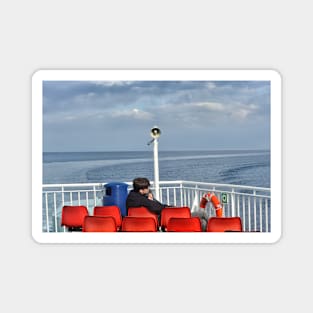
[153,136,160,201]
[148,126,161,201]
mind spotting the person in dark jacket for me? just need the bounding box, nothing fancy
[126,177,167,216]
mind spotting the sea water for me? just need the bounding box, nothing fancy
[43,150,270,187]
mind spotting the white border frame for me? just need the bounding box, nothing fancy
[32,69,282,244]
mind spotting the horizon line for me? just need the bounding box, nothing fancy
[43,148,270,153]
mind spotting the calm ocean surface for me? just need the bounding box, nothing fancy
[43,150,270,188]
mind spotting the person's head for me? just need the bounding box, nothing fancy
[133,177,150,195]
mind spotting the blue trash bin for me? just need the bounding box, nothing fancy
[103,182,129,216]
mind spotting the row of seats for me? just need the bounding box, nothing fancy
[61,205,242,232]
[61,205,123,232]
[127,206,243,232]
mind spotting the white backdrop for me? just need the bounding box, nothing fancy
[1,1,311,312]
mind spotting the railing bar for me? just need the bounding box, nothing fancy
[78,192,81,206]
[242,196,246,232]
[259,199,263,232]
[189,190,196,209]
[43,180,270,191]
[248,196,251,232]
[60,187,65,232]
[231,188,235,217]
[43,188,102,192]
[186,189,189,208]
[170,189,269,199]
[44,186,269,196]
[265,199,269,232]
[93,186,97,208]
[186,188,189,207]
[167,188,170,206]
[187,189,190,208]
[180,183,183,207]
[53,192,58,233]
[61,186,65,207]
[173,188,177,206]
[237,194,240,216]
[45,193,49,233]
[253,189,256,231]
[86,191,89,212]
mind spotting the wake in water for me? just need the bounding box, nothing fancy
[43,150,270,188]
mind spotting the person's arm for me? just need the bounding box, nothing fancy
[138,194,165,215]
[147,191,172,207]
[126,190,165,215]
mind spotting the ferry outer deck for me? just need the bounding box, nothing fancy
[42,180,271,233]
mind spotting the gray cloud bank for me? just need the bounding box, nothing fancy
[43,80,270,151]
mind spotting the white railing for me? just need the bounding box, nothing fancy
[42,180,271,233]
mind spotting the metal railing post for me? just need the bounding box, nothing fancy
[231,188,236,217]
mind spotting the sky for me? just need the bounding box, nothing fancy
[43,80,270,152]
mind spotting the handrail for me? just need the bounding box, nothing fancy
[43,180,270,192]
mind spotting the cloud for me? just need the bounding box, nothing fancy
[111,108,154,120]
[93,81,134,87]
[195,102,225,112]
[230,103,258,120]
[191,101,259,121]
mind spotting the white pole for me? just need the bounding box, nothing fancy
[153,138,160,201]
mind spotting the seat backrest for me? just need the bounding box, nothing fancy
[167,217,202,232]
[121,216,157,232]
[128,206,159,226]
[160,207,191,230]
[93,206,122,228]
[61,206,89,228]
[83,216,117,232]
[206,217,243,232]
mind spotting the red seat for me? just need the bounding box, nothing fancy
[83,216,117,232]
[93,206,122,230]
[160,207,191,230]
[61,205,89,231]
[206,217,243,232]
[167,217,202,232]
[121,216,157,232]
[128,206,159,227]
